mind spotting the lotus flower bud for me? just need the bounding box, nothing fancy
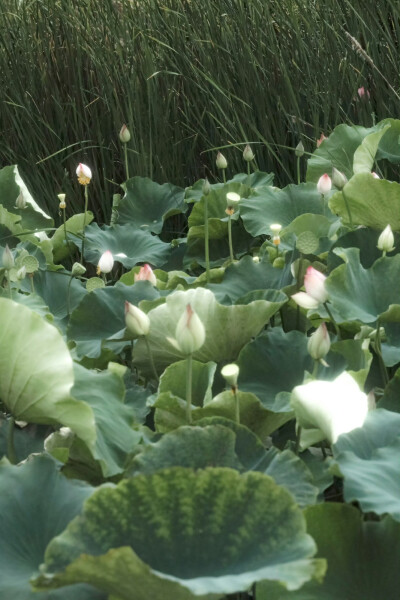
[216,151,228,170]
[316,133,327,147]
[371,172,380,179]
[332,167,348,190]
[317,173,332,194]
[304,266,328,303]
[175,304,205,355]
[125,301,150,338]
[221,363,239,387]
[202,177,211,196]
[377,225,395,253]
[2,245,14,270]
[291,291,319,309]
[17,266,27,280]
[243,144,255,162]
[135,263,157,286]
[295,141,304,157]
[226,192,240,209]
[71,262,87,277]
[15,191,26,210]
[119,124,131,143]
[76,163,92,186]
[308,323,330,360]
[97,250,114,274]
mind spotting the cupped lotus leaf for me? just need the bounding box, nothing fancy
[0,454,105,600]
[158,359,216,407]
[133,287,280,375]
[306,123,374,182]
[188,182,248,227]
[329,173,400,230]
[72,222,171,269]
[323,248,400,324]
[117,177,186,233]
[333,409,400,520]
[258,503,400,599]
[240,183,326,238]
[0,298,95,445]
[353,123,391,174]
[67,281,159,358]
[51,212,94,262]
[230,171,274,189]
[283,214,339,254]
[35,468,322,598]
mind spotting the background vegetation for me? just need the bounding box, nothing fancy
[1,0,400,222]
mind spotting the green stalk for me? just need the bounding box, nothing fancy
[67,275,73,317]
[312,360,319,379]
[29,274,35,294]
[323,302,340,339]
[186,354,193,424]
[342,189,354,229]
[294,426,302,456]
[296,155,301,185]
[204,195,210,282]
[233,386,240,424]
[7,416,17,465]
[222,169,226,184]
[80,185,89,264]
[123,142,130,180]
[375,320,389,387]
[62,206,72,255]
[144,335,159,384]
[228,214,234,262]
[7,272,12,299]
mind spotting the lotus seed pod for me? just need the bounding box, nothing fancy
[221,363,239,387]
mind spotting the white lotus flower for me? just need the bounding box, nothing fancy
[125,302,150,338]
[135,264,157,286]
[291,291,319,309]
[291,372,369,449]
[97,250,114,274]
[317,173,332,194]
[377,225,395,253]
[76,163,92,185]
[307,323,330,361]
[168,304,205,355]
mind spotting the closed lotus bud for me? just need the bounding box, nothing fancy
[17,266,27,280]
[135,263,157,286]
[317,173,332,194]
[119,124,131,143]
[316,133,327,147]
[216,151,228,170]
[16,191,26,210]
[243,144,255,162]
[71,262,87,277]
[2,245,14,270]
[371,172,380,179]
[332,167,348,190]
[304,266,328,303]
[76,163,92,186]
[97,250,114,274]
[377,225,395,253]
[221,363,239,387]
[295,141,304,157]
[175,304,205,355]
[226,192,240,208]
[291,291,319,309]
[125,301,150,338]
[308,323,330,360]
[202,177,211,196]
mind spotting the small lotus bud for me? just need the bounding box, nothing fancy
[216,151,228,170]
[308,323,330,360]
[175,304,206,355]
[304,266,328,303]
[252,256,260,263]
[135,263,157,286]
[371,172,380,179]
[76,163,92,186]
[331,167,348,190]
[295,141,304,157]
[317,174,332,194]
[71,262,87,277]
[15,191,26,210]
[17,266,26,280]
[357,86,370,99]
[243,144,255,162]
[202,177,211,196]
[377,225,395,253]
[316,133,327,147]
[221,363,239,387]
[270,223,282,234]
[119,124,131,143]
[2,245,14,270]
[97,250,114,275]
[226,192,240,209]
[125,301,150,338]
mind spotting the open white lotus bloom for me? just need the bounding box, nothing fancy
[291,372,369,449]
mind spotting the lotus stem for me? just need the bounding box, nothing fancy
[123,142,130,180]
[312,360,319,379]
[375,319,389,387]
[228,214,234,263]
[294,426,302,456]
[233,386,240,424]
[222,169,226,184]
[144,335,159,383]
[297,155,301,185]
[80,185,89,264]
[67,275,73,317]
[62,205,72,255]
[186,353,193,424]
[323,302,341,340]
[204,195,210,282]
[7,416,17,465]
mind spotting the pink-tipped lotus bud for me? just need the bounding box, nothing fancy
[377,225,395,253]
[317,174,332,194]
[125,301,150,338]
[221,363,239,387]
[119,124,131,143]
[371,172,380,179]
[295,141,304,157]
[2,245,14,270]
[216,152,228,170]
[316,133,327,148]
[202,177,211,196]
[97,250,114,275]
[332,167,348,190]
[175,304,205,355]
[134,263,157,286]
[76,163,92,185]
[243,144,255,162]
[308,323,330,360]
[304,266,328,303]
[357,86,370,99]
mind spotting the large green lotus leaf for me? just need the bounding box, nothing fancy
[0,204,27,241]
[306,123,375,182]
[51,212,94,262]
[73,222,171,269]
[0,454,105,600]
[133,287,279,375]
[188,182,248,227]
[35,468,322,598]
[0,421,50,462]
[0,288,52,321]
[207,255,292,303]
[324,248,400,324]
[328,227,400,271]
[71,365,141,477]
[379,367,400,411]
[117,176,186,234]
[375,118,400,162]
[333,409,400,520]
[329,173,400,230]
[230,171,275,188]
[0,165,53,230]
[68,281,160,358]
[353,123,391,174]
[258,503,400,599]
[237,328,312,411]
[158,359,216,407]
[240,183,326,238]
[0,298,95,445]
